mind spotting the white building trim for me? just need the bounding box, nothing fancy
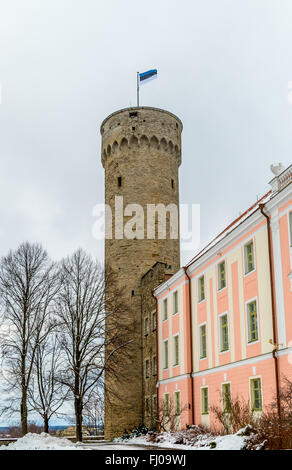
[192,352,274,377]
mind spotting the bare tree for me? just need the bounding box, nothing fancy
[210,393,256,434]
[82,387,104,435]
[27,336,69,433]
[0,242,59,435]
[56,249,130,442]
[156,397,188,432]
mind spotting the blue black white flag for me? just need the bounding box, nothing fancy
[139,69,158,85]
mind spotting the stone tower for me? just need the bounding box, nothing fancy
[100,106,182,439]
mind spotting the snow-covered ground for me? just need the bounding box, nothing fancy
[115,428,249,451]
[0,433,81,450]
[0,434,157,451]
[0,428,251,450]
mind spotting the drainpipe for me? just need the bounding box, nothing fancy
[183,266,195,426]
[259,204,281,421]
[152,290,159,429]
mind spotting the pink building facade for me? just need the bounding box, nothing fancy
[154,164,292,430]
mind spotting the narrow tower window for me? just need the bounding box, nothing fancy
[118,176,122,187]
[171,179,174,189]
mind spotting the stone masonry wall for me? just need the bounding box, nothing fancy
[101,107,182,439]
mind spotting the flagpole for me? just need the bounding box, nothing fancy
[137,72,139,107]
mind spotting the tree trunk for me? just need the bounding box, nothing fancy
[21,390,28,436]
[43,414,49,434]
[75,396,83,442]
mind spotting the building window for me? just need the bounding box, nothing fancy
[153,356,157,376]
[171,179,174,189]
[153,395,157,419]
[173,335,179,366]
[118,176,122,187]
[144,317,149,336]
[152,311,157,331]
[173,291,178,315]
[145,359,150,379]
[289,211,292,246]
[222,383,231,413]
[250,378,262,411]
[164,393,170,416]
[164,340,168,369]
[145,397,151,416]
[244,240,255,274]
[163,298,168,321]
[174,391,181,415]
[198,275,205,302]
[200,324,207,359]
[220,314,229,352]
[201,387,209,415]
[218,261,226,290]
[247,300,258,343]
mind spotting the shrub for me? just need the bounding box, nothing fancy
[119,424,149,441]
[211,394,257,434]
[245,377,292,450]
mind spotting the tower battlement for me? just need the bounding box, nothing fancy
[101,107,182,167]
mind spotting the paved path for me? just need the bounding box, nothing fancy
[77,440,168,450]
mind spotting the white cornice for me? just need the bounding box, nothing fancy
[187,208,265,276]
[264,182,292,214]
[153,267,186,298]
[269,164,292,195]
[192,352,273,377]
[157,373,191,386]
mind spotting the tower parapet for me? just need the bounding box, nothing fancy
[101,106,182,167]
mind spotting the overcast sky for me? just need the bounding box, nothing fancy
[1,0,292,267]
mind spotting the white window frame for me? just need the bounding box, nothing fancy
[246,297,260,345]
[198,275,206,303]
[219,311,229,353]
[221,381,232,412]
[174,390,181,416]
[163,298,168,322]
[164,392,170,416]
[289,210,292,247]
[173,291,179,316]
[199,322,207,359]
[200,385,209,415]
[163,339,169,369]
[173,334,179,366]
[243,238,256,276]
[217,259,227,291]
[249,375,263,412]
[285,208,292,289]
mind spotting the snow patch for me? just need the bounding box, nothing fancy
[0,433,81,450]
[117,428,248,451]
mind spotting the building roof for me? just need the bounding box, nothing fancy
[153,163,292,297]
[185,190,271,269]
